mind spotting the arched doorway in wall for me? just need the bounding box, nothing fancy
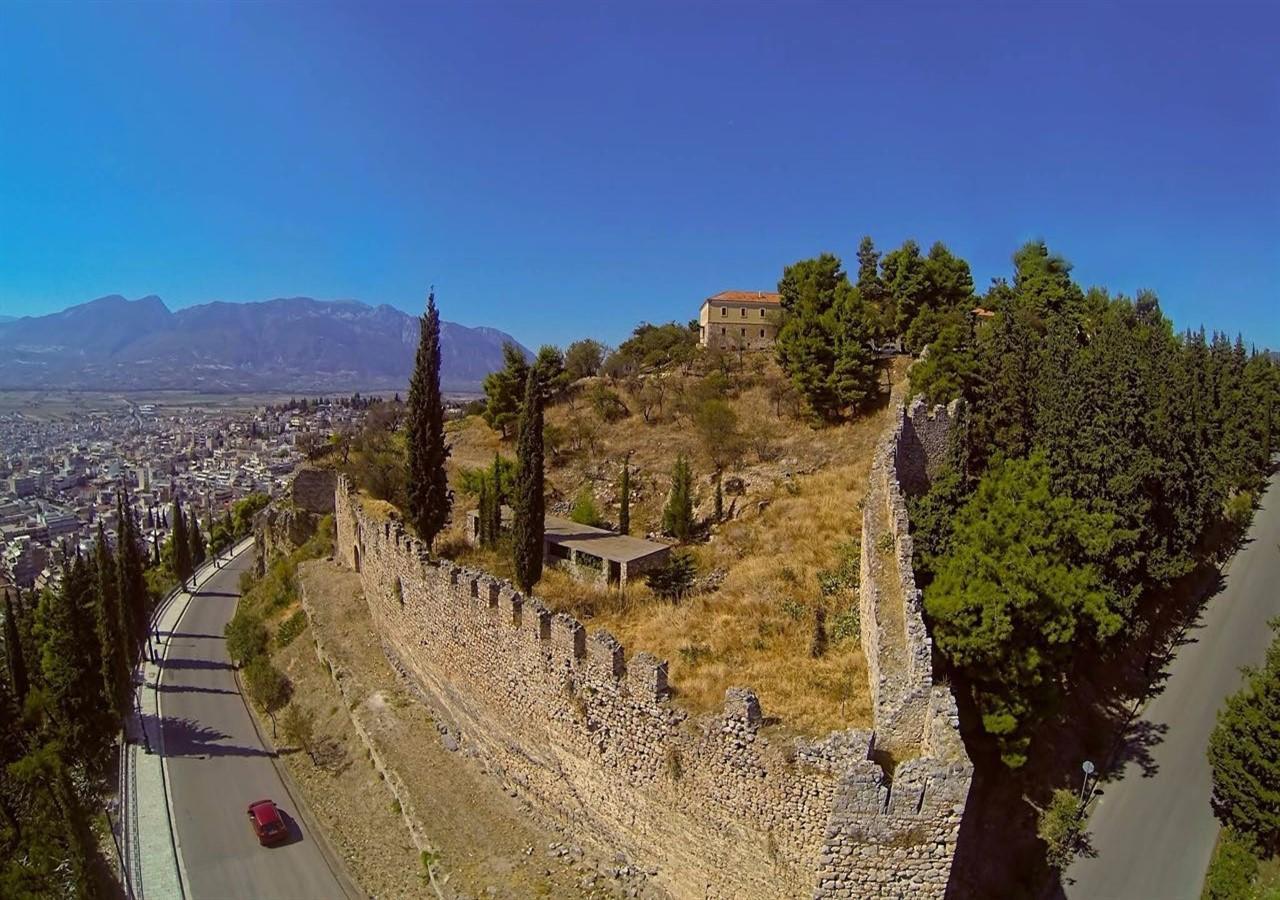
[353,544,361,573]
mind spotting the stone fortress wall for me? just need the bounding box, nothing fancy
[323,391,972,900]
[859,399,962,753]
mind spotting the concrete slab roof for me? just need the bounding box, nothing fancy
[543,515,671,564]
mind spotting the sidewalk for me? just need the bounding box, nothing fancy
[118,538,255,900]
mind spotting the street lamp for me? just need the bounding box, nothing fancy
[1080,759,1096,805]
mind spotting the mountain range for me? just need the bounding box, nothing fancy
[0,295,527,393]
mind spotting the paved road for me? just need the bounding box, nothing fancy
[1067,471,1280,899]
[158,549,356,900]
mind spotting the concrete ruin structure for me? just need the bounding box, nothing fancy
[466,506,671,587]
[311,393,972,898]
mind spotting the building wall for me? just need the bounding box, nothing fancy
[331,471,971,899]
[698,301,780,350]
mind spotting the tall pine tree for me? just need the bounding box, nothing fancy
[511,361,545,594]
[2,588,28,707]
[172,496,191,588]
[405,290,452,549]
[93,525,129,722]
[188,508,206,568]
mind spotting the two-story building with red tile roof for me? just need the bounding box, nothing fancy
[697,290,783,350]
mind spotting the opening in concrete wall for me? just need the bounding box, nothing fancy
[353,544,361,573]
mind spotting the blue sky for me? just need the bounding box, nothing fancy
[1,1,1276,349]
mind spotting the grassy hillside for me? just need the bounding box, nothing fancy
[436,354,910,735]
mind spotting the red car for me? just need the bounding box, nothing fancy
[246,799,288,846]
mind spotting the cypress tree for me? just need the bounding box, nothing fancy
[662,455,695,541]
[618,457,631,535]
[2,588,28,707]
[486,452,503,543]
[93,525,129,722]
[189,509,206,569]
[714,474,724,522]
[117,489,149,662]
[477,478,493,548]
[172,496,191,588]
[511,362,545,594]
[405,290,452,549]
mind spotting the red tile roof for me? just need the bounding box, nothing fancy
[706,290,782,305]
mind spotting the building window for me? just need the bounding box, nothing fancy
[760,308,766,317]
[721,326,726,334]
[740,307,746,317]
[760,328,765,338]
[721,306,727,317]
[741,327,746,336]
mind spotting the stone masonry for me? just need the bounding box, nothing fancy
[326,446,973,899]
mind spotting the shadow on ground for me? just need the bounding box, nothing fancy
[155,715,275,758]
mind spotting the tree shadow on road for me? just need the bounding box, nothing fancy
[159,657,233,672]
[154,715,274,758]
[149,682,239,697]
[945,561,1229,899]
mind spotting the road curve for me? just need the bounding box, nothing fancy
[158,549,357,900]
[1066,470,1280,899]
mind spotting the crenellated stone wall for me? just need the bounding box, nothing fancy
[330,466,972,899]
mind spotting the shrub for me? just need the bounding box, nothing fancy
[588,383,629,423]
[225,612,269,665]
[276,609,307,648]
[831,605,861,642]
[647,552,697,601]
[1202,829,1259,900]
[1036,788,1088,871]
[570,488,603,527]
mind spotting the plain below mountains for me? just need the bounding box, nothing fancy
[0,295,527,393]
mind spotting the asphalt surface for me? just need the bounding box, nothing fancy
[1066,470,1280,899]
[158,549,356,900]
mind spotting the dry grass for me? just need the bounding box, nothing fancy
[435,356,912,736]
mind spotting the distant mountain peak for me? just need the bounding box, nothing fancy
[0,294,524,393]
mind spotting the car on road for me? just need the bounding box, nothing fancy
[247,799,288,846]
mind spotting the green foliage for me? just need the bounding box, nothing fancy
[817,539,860,597]
[564,338,607,381]
[225,611,269,665]
[831,605,861,642]
[602,321,697,378]
[458,454,516,499]
[569,488,602,527]
[713,476,724,522]
[512,360,546,594]
[924,453,1121,767]
[1203,829,1260,900]
[908,317,978,404]
[188,508,206,568]
[172,495,192,586]
[647,552,697,601]
[405,291,453,548]
[276,609,307,648]
[1209,625,1280,850]
[244,656,292,720]
[231,492,270,538]
[1036,788,1088,872]
[482,342,530,438]
[587,382,629,423]
[693,398,745,472]
[662,454,695,541]
[774,253,879,420]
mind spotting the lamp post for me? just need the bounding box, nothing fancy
[1080,759,1096,805]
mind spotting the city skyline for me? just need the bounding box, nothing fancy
[2,1,1277,349]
